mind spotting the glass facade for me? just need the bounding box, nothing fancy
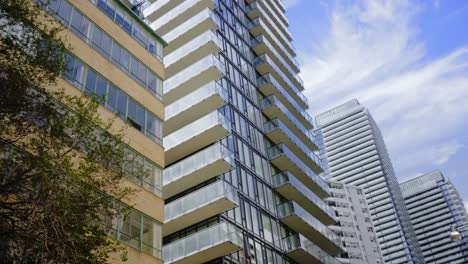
[144,0,340,263]
[401,171,468,264]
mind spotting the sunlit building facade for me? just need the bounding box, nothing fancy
[143,0,342,263]
[401,171,468,264]
[316,99,424,264]
[327,181,383,264]
[36,0,166,263]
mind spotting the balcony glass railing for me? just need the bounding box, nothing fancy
[165,181,238,222]
[264,0,288,25]
[255,53,303,93]
[252,35,299,71]
[246,2,291,51]
[165,30,222,67]
[267,144,316,175]
[163,9,220,43]
[252,0,291,40]
[278,201,341,248]
[252,36,301,90]
[163,142,234,186]
[164,111,230,150]
[261,96,319,150]
[248,18,296,67]
[165,81,228,120]
[268,144,324,185]
[265,118,318,159]
[257,73,307,109]
[162,222,243,263]
[164,54,225,95]
[283,234,342,264]
[273,172,334,219]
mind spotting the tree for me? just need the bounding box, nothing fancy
[0,0,135,262]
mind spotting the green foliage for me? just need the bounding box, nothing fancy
[0,0,134,263]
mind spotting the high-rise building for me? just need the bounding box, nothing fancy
[327,181,383,264]
[143,0,342,263]
[400,171,468,264]
[35,0,166,263]
[315,99,424,264]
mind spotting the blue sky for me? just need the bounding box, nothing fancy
[284,0,468,204]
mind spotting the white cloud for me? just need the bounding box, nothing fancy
[283,0,301,9]
[300,0,468,177]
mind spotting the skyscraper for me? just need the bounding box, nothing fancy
[400,171,468,263]
[143,0,342,263]
[34,0,166,263]
[316,99,424,264]
[327,181,383,264]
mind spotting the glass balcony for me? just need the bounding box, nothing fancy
[164,111,231,165]
[264,0,289,26]
[283,234,342,264]
[268,144,326,193]
[165,81,228,135]
[164,181,239,236]
[248,17,296,58]
[162,9,220,54]
[257,72,307,111]
[278,201,343,255]
[162,222,243,264]
[163,142,234,199]
[261,97,323,172]
[264,119,322,172]
[165,30,222,77]
[149,0,216,35]
[164,54,225,104]
[246,3,292,52]
[273,172,335,223]
[247,1,291,41]
[255,53,304,93]
[249,18,297,73]
[252,35,300,77]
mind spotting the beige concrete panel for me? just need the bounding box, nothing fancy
[47,78,165,167]
[122,180,164,223]
[59,29,164,120]
[108,245,163,264]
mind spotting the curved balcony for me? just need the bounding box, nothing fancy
[162,9,220,54]
[278,201,343,255]
[268,144,325,194]
[165,81,228,135]
[164,54,224,104]
[149,0,216,36]
[283,234,342,264]
[164,181,239,236]
[162,222,243,264]
[163,142,234,199]
[265,119,321,171]
[165,30,222,77]
[273,172,334,223]
[164,111,231,165]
